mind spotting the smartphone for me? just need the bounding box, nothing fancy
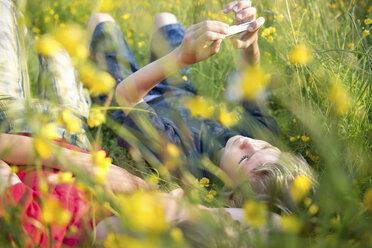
[225,21,254,37]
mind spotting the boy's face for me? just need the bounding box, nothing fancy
[219,135,281,188]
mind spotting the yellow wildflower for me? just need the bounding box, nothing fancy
[44,16,51,23]
[138,41,145,48]
[119,191,168,233]
[121,13,131,20]
[243,199,267,227]
[92,150,112,171]
[348,43,354,49]
[182,75,188,81]
[267,35,274,43]
[309,204,319,215]
[363,188,372,212]
[219,107,237,127]
[290,175,312,202]
[362,29,370,37]
[240,67,270,99]
[182,96,214,118]
[281,215,302,233]
[88,108,106,128]
[204,193,214,203]
[36,36,62,56]
[301,135,310,142]
[55,25,89,59]
[89,71,115,95]
[97,0,114,12]
[42,197,71,227]
[35,137,51,159]
[289,136,297,142]
[209,190,217,196]
[58,109,81,133]
[276,14,284,22]
[364,18,372,25]
[288,44,313,65]
[10,165,19,174]
[41,123,60,140]
[328,82,351,115]
[32,27,40,34]
[166,143,180,157]
[170,228,184,244]
[57,172,75,183]
[264,52,271,57]
[200,177,210,187]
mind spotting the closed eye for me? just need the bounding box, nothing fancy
[238,155,250,164]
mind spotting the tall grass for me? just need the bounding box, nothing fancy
[2,0,371,247]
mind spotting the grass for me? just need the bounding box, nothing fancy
[3,0,372,247]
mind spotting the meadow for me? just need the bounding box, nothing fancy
[1,0,371,247]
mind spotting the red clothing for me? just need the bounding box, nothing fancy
[0,135,91,247]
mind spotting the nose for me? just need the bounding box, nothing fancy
[239,138,254,151]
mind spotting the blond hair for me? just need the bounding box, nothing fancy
[252,152,317,213]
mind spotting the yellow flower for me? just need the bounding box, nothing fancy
[363,188,372,212]
[91,150,112,171]
[138,41,145,48]
[35,137,51,159]
[170,228,184,244]
[364,18,372,25]
[10,165,19,174]
[281,215,302,233]
[240,67,270,99]
[55,25,88,59]
[309,204,319,215]
[88,108,106,128]
[328,82,351,115]
[166,143,180,157]
[199,177,210,187]
[290,175,312,202]
[182,75,188,81]
[264,52,271,57]
[219,107,237,127]
[209,190,217,196]
[42,197,71,227]
[119,191,168,233]
[267,36,274,43]
[104,233,158,248]
[36,36,62,56]
[89,71,115,95]
[97,0,114,12]
[362,29,370,37]
[58,109,81,133]
[288,44,313,65]
[243,199,267,227]
[32,27,40,34]
[57,172,75,183]
[289,136,297,142]
[182,96,214,118]
[276,14,284,22]
[121,13,131,20]
[301,135,310,142]
[41,123,60,140]
[204,194,214,203]
[348,43,354,49]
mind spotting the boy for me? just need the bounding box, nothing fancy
[88,0,315,212]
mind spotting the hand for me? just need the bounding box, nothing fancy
[106,164,150,193]
[175,21,229,66]
[223,1,265,50]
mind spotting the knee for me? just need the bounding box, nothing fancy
[153,12,178,30]
[87,13,115,35]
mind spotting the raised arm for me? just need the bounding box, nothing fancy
[223,1,265,72]
[115,21,229,114]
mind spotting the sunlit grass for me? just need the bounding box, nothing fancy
[2,0,371,247]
